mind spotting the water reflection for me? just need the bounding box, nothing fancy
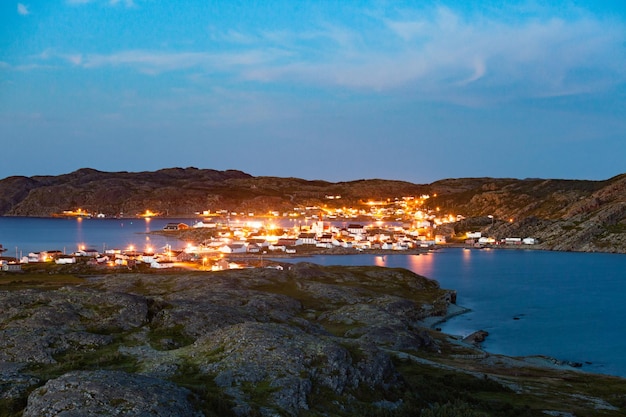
[75,217,84,250]
[406,253,434,278]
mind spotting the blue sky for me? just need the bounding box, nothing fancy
[1,1,625,183]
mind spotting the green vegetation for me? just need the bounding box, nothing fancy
[27,336,140,382]
[0,335,143,417]
[0,271,84,289]
[169,361,237,417]
[0,398,27,417]
[240,379,280,411]
[148,324,195,350]
[605,223,626,234]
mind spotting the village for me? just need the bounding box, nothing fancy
[1,194,538,272]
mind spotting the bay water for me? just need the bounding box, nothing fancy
[285,249,626,378]
[0,216,185,257]
[2,217,626,377]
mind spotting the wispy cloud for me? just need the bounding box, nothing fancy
[39,5,626,104]
[71,49,289,74]
[244,6,626,101]
[66,0,134,6]
[17,3,29,15]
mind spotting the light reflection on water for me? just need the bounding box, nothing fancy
[0,217,183,255]
[406,251,434,277]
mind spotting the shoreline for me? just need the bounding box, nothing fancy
[418,302,472,329]
[424,302,593,375]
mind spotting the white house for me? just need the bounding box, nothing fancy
[141,253,158,263]
[347,224,365,235]
[55,256,76,265]
[393,242,409,251]
[150,260,176,269]
[1,261,22,272]
[354,241,372,250]
[75,248,100,257]
[296,233,317,245]
[219,244,247,254]
[193,221,217,228]
[247,244,261,253]
[523,237,538,245]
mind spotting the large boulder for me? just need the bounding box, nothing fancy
[23,370,202,417]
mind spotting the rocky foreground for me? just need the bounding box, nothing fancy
[1,264,626,416]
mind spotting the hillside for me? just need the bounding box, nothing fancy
[0,168,428,217]
[1,168,625,252]
[1,264,625,416]
[430,175,626,252]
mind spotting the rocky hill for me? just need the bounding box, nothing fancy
[2,264,625,416]
[1,168,625,252]
[0,168,428,218]
[431,174,626,253]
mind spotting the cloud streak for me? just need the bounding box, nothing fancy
[38,5,626,104]
[68,49,290,75]
[66,0,135,6]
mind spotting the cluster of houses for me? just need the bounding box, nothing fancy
[14,245,198,270]
[10,244,281,271]
[0,193,542,272]
[183,219,447,256]
[465,231,538,247]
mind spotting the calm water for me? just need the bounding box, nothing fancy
[285,249,626,377]
[2,217,626,377]
[0,216,186,256]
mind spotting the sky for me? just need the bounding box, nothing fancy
[1,0,625,184]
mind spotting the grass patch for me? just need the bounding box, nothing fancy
[169,361,237,417]
[319,320,362,337]
[0,397,28,417]
[392,359,542,417]
[27,338,140,381]
[148,324,195,351]
[240,379,280,409]
[0,273,84,290]
[604,223,626,234]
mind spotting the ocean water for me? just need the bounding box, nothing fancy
[285,249,626,378]
[0,216,186,256]
[2,217,626,377]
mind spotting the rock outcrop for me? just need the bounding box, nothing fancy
[1,264,625,416]
[23,370,202,417]
[0,264,447,416]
